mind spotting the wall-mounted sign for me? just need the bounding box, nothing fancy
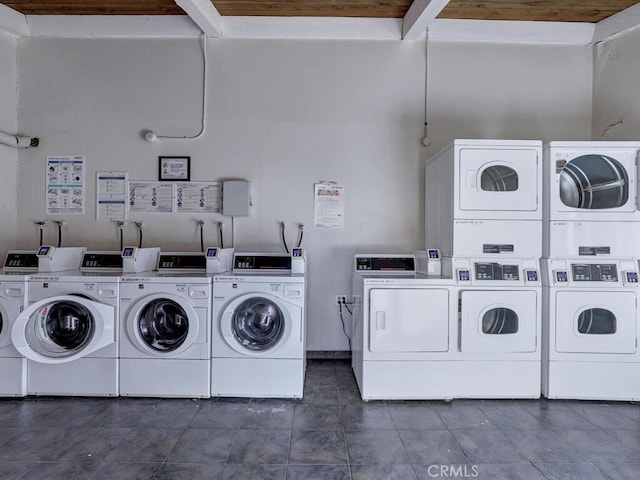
[159,156,190,181]
[46,155,85,215]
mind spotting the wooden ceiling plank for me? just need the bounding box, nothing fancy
[212,0,412,18]
[438,2,629,23]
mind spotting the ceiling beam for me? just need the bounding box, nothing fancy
[175,0,223,37]
[0,4,29,37]
[592,2,640,44]
[402,0,449,40]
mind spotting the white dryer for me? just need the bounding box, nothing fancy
[544,141,640,258]
[543,258,640,400]
[119,252,212,398]
[212,252,306,398]
[352,254,454,400]
[11,251,121,396]
[425,139,543,258]
[451,257,542,399]
[0,251,39,397]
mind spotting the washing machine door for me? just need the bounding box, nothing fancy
[459,290,538,353]
[458,148,539,212]
[221,293,298,356]
[11,295,115,364]
[127,293,201,357]
[555,291,637,353]
[559,154,629,210]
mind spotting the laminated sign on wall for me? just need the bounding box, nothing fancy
[46,155,85,215]
[314,182,344,229]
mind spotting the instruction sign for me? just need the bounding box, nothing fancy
[46,155,85,215]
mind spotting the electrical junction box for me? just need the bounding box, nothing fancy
[223,180,250,217]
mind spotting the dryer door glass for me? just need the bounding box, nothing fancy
[560,155,628,209]
[25,301,95,358]
[232,297,285,351]
[138,299,189,352]
[480,165,518,192]
[577,308,616,335]
[482,308,518,334]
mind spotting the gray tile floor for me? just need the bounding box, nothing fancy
[0,359,639,479]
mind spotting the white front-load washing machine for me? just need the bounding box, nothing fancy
[0,251,39,397]
[451,257,542,398]
[119,252,212,398]
[352,254,454,400]
[426,139,543,258]
[11,250,121,396]
[543,258,640,400]
[544,141,640,258]
[212,252,306,398]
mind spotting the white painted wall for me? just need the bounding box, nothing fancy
[0,31,18,251]
[592,27,640,139]
[16,36,592,350]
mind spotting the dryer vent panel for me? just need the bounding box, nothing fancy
[223,180,250,217]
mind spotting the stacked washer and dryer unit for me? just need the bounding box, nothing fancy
[542,142,640,401]
[426,139,544,399]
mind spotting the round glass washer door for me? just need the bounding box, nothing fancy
[126,293,200,357]
[221,294,293,356]
[11,295,115,364]
[559,154,628,209]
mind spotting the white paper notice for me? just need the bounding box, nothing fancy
[128,181,174,213]
[314,183,344,229]
[175,182,221,213]
[46,155,85,215]
[96,171,128,220]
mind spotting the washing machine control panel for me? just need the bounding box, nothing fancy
[3,251,38,270]
[354,256,415,272]
[571,263,618,282]
[474,262,519,281]
[625,271,639,284]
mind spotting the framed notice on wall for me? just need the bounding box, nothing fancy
[159,156,190,181]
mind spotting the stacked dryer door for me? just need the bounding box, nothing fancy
[452,258,542,398]
[425,139,543,258]
[544,141,640,258]
[352,254,454,401]
[11,274,118,396]
[543,259,640,400]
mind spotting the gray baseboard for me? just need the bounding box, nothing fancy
[307,350,351,360]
